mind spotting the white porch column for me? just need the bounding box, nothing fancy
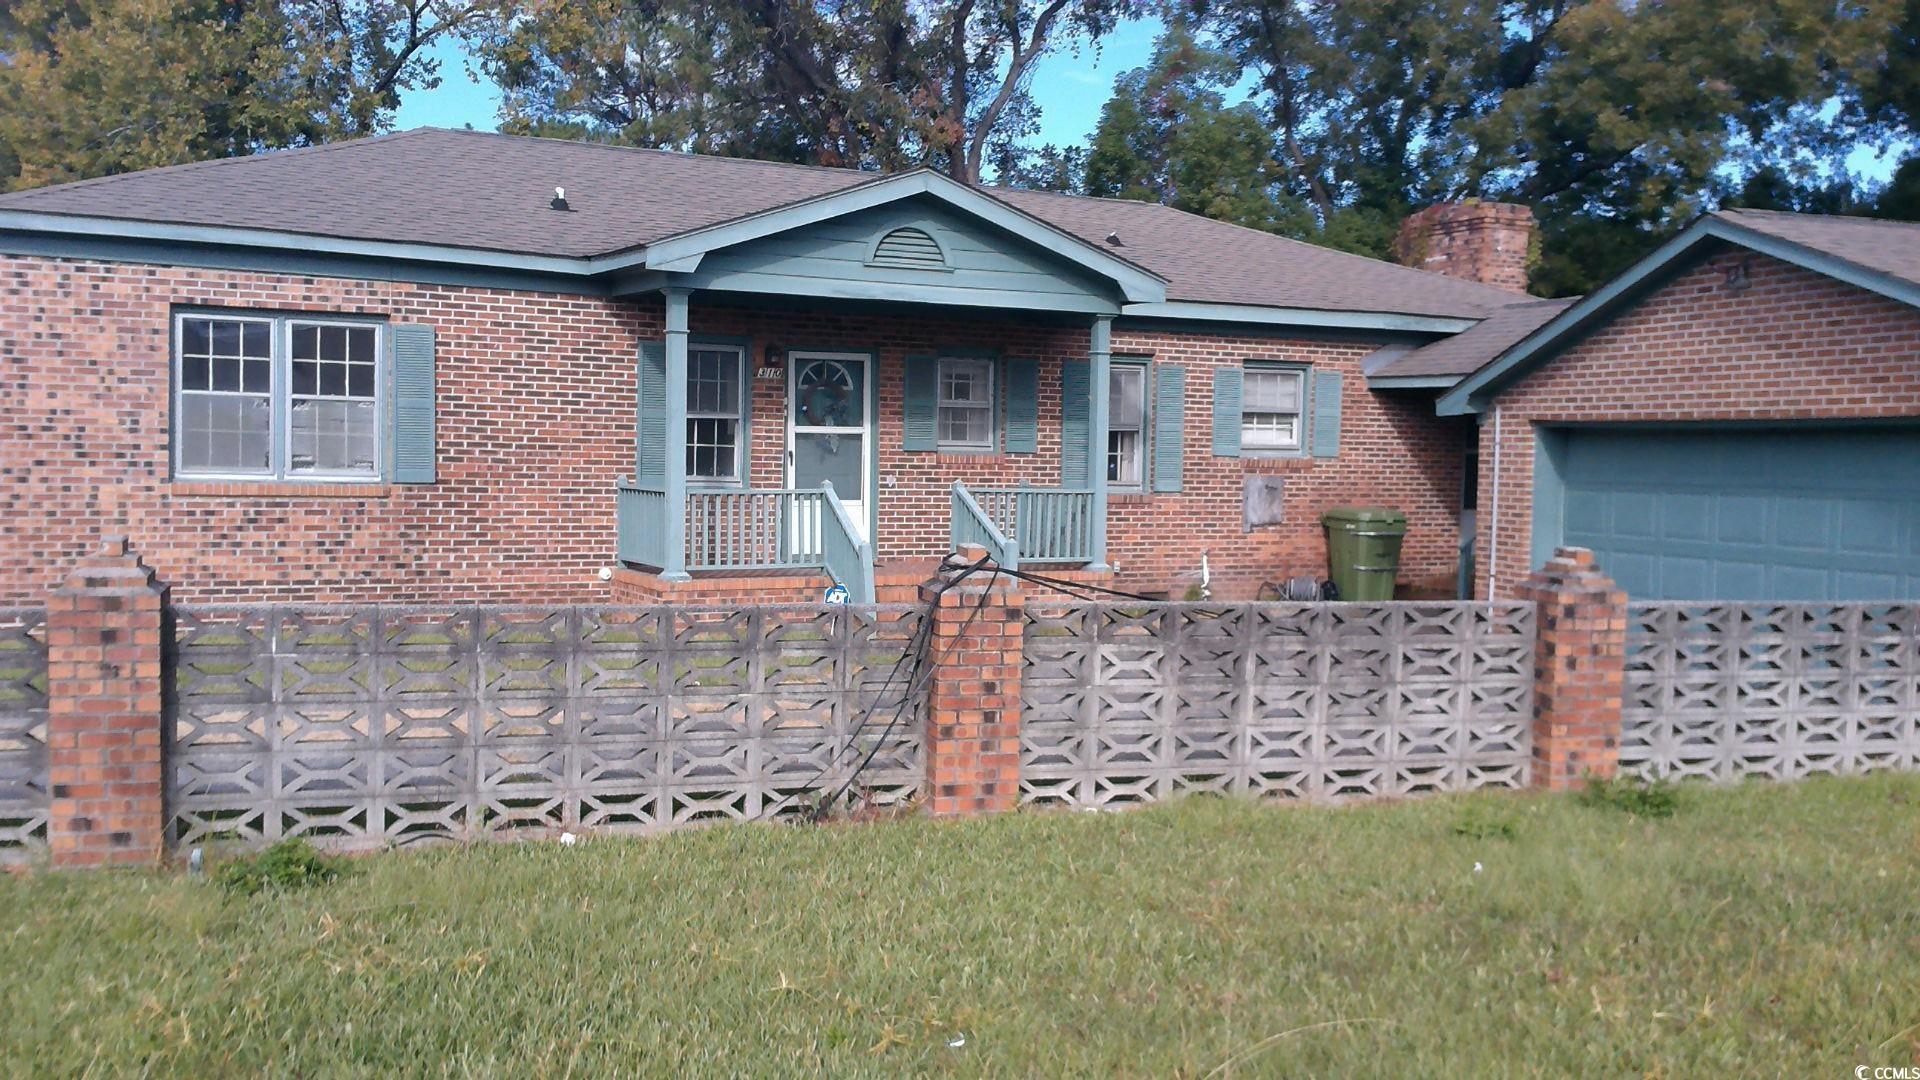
[662,287,691,581]
[1088,314,1112,571]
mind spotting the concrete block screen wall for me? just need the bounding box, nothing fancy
[5,539,1684,869]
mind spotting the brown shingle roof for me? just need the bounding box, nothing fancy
[0,127,1526,319]
[1373,297,1576,379]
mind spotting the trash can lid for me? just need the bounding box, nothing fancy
[1320,506,1407,525]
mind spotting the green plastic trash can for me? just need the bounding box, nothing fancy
[1320,507,1408,602]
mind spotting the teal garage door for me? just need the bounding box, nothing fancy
[1548,425,1920,600]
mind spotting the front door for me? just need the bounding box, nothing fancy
[787,351,871,542]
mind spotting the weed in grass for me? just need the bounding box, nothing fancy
[1449,801,1520,840]
[215,838,346,895]
[1578,773,1682,818]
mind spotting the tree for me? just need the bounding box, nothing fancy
[1079,21,1308,232]
[1184,0,1897,290]
[467,0,1140,181]
[0,0,477,192]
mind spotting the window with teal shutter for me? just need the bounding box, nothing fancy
[635,340,667,487]
[1003,358,1038,453]
[902,356,937,451]
[1152,364,1186,492]
[1060,359,1091,487]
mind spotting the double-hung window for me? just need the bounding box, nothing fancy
[174,312,382,480]
[1108,362,1147,488]
[686,345,745,482]
[936,357,995,451]
[1241,366,1306,453]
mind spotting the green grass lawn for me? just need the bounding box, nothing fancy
[5,775,1919,1076]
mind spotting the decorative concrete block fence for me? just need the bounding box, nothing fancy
[2,539,1914,868]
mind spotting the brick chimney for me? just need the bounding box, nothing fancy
[1391,201,1535,293]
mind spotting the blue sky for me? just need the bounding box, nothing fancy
[397,18,1905,183]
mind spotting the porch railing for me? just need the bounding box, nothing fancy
[686,489,825,570]
[616,480,873,600]
[819,482,875,604]
[951,482,1020,571]
[616,480,671,569]
[962,486,1097,565]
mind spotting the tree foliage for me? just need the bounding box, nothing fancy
[0,0,477,191]
[468,0,1139,181]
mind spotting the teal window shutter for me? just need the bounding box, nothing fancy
[1311,369,1343,458]
[1003,358,1038,453]
[1152,364,1186,492]
[1211,367,1242,457]
[1060,359,1090,487]
[903,356,937,451]
[391,324,436,483]
[636,340,667,486]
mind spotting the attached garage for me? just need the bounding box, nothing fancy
[1536,425,1920,600]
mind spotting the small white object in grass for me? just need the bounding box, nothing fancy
[1473,861,1483,874]
[560,831,579,847]
[948,1034,966,1049]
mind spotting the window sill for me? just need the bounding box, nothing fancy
[170,481,392,498]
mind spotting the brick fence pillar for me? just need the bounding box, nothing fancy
[46,537,169,866]
[920,547,1024,816]
[1515,546,1627,790]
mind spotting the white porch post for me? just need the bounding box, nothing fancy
[1088,314,1112,571]
[662,287,691,581]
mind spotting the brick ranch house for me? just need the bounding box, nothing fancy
[0,128,1914,605]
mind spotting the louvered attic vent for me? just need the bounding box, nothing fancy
[869,226,947,269]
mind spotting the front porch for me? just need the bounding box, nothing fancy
[614,480,1108,604]
[612,287,1123,604]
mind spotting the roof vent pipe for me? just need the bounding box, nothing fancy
[550,186,570,211]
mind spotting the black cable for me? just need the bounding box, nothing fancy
[763,551,992,820]
[824,559,1006,808]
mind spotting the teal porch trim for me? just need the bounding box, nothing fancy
[1437,212,1920,416]
[661,289,692,581]
[1368,374,1462,390]
[1088,315,1113,571]
[626,169,1167,303]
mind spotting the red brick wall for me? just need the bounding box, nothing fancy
[1106,327,1470,599]
[2,253,1470,603]
[1474,247,1920,600]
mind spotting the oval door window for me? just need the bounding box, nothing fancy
[795,359,864,428]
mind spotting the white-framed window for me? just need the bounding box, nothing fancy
[174,311,383,480]
[1108,362,1147,488]
[1242,366,1306,453]
[686,344,745,481]
[937,356,995,451]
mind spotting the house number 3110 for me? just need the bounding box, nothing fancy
[757,366,783,380]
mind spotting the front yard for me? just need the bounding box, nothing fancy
[4,775,1918,1075]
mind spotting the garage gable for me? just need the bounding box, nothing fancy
[1440,209,1920,416]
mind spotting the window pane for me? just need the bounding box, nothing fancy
[1110,366,1146,428]
[242,321,271,358]
[242,358,271,393]
[289,398,377,474]
[689,350,740,415]
[180,393,271,473]
[211,321,240,356]
[939,405,990,447]
[1108,430,1142,485]
[1242,413,1299,449]
[346,326,375,363]
[182,356,211,391]
[182,319,211,356]
[213,357,242,392]
[293,324,320,360]
[686,417,738,479]
[1244,370,1302,411]
[938,359,992,406]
